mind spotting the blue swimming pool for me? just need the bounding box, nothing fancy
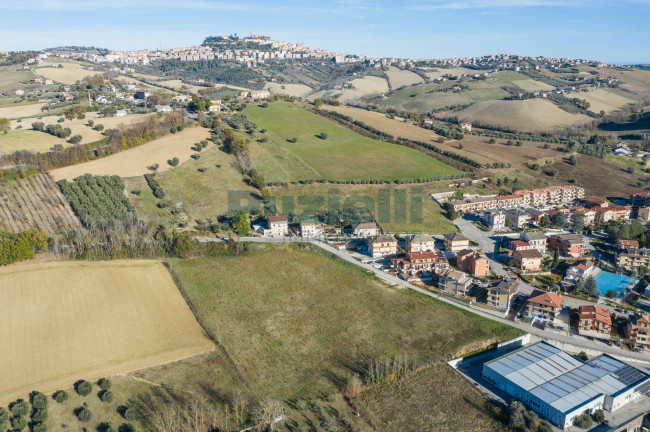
[595,271,635,296]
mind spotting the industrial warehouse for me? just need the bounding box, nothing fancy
[482,342,650,429]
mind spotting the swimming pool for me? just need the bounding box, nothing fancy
[595,271,635,296]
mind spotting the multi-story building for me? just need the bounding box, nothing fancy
[507,240,531,252]
[450,186,584,214]
[443,233,470,254]
[592,205,631,224]
[267,215,288,237]
[352,222,379,237]
[513,249,543,271]
[391,251,448,279]
[521,231,547,253]
[406,234,435,253]
[482,209,506,230]
[450,196,498,213]
[617,248,650,271]
[526,289,564,324]
[627,313,650,350]
[300,220,321,238]
[638,207,650,223]
[496,194,524,210]
[368,234,398,258]
[456,249,490,277]
[631,192,650,208]
[617,239,639,249]
[549,233,587,257]
[437,269,473,297]
[506,209,529,228]
[486,279,520,311]
[578,305,612,339]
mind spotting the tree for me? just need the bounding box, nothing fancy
[539,215,551,228]
[68,134,82,144]
[98,378,112,391]
[167,157,179,167]
[94,124,104,131]
[250,170,267,190]
[11,415,26,431]
[446,203,459,221]
[318,132,328,140]
[75,380,92,397]
[606,289,616,298]
[313,98,323,108]
[9,400,29,417]
[574,412,593,429]
[592,409,605,423]
[551,212,567,228]
[100,391,114,403]
[584,275,599,297]
[508,401,526,430]
[573,214,585,233]
[77,408,92,422]
[552,247,560,268]
[574,278,585,293]
[488,138,496,144]
[568,154,577,166]
[627,166,635,174]
[31,393,48,410]
[578,351,588,361]
[0,117,10,134]
[231,210,250,236]
[53,390,68,403]
[253,399,285,432]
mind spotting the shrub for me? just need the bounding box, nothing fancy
[592,409,605,423]
[118,424,135,432]
[130,189,141,195]
[123,408,136,421]
[94,124,104,131]
[147,163,159,171]
[32,122,45,131]
[31,393,48,410]
[288,136,298,143]
[75,380,93,397]
[77,408,93,422]
[574,412,593,429]
[32,408,47,423]
[0,407,8,424]
[10,400,29,417]
[98,423,117,432]
[57,118,65,123]
[198,167,207,172]
[191,154,200,160]
[318,132,328,140]
[98,378,112,391]
[144,174,165,199]
[68,134,83,144]
[88,120,94,127]
[53,390,68,403]
[168,157,179,167]
[11,415,26,431]
[32,423,47,432]
[100,391,114,403]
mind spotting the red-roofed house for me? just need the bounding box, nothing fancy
[507,240,531,252]
[578,305,612,339]
[593,205,631,224]
[267,215,289,237]
[526,289,565,324]
[513,249,543,271]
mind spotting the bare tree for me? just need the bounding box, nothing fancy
[253,399,285,432]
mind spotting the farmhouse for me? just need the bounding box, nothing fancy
[456,249,490,277]
[352,222,379,237]
[368,234,398,258]
[437,268,473,297]
[513,249,543,272]
[267,215,289,237]
[578,305,612,339]
[482,341,650,429]
[626,313,650,350]
[525,290,564,324]
[549,233,587,258]
[208,99,222,112]
[486,279,519,311]
[405,233,435,253]
[443,232,470,254]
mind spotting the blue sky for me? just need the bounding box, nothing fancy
[1,0,648,64]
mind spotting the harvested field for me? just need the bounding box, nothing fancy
[423,67,476,80]
[36,61,101,84]
[385,66,424,88]
[157,79,206,93]
[311,76,389,102]
[578,88,635,113]
[442,99,591,132]
[0,260,213,404]
[0,102,46,119]
[163,246,520,399]
[49,126,211,180]
[0,129,67,154]
[0,173,82,234]
[354,364,506,432]
[264,81,313,97]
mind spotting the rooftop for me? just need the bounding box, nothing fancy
[522,231,547,241]
[514,249,544,260]
[444,232,469,242]
[268,215,288,223]
[527,289,564,308]
[579,305,612,325]
[485,341,650,415]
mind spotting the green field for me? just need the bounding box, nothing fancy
[0,128,66,154]
[0,68,35,92]
[158,245,520,401]
[244,102,460,182]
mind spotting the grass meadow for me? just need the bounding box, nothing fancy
[244,102,460,182]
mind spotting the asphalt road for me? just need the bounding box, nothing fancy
[198,235,650,363]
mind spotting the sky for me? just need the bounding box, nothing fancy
[0,0,649,64]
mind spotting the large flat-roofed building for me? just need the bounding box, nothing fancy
[482,341,650,429]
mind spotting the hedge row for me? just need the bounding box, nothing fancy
[144,174,165,198]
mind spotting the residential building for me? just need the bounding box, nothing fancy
[638,207,650,223]
[352,222,379,237]
[300,220,321,238]
[250,90,271,99]
[513,249,543,271]
[564,259,594,282]
[482,341,650,429]
[617,239,640,249]
[486,279,520,311]
[507,240,531,252]
[526,289,564,324]
[593,205,631,224]
[483,209,506,230]
[521,231,547,253]
[456,249,490,277]
[583,196,608,208]
[549,233,587,258]
[514,185,584,207]
[460,122,472,131]
[571,207,597,226]
[406,233,435,253]
[505,209,529,228]
[391,251,448,279]
[525,208,546,225]
[368,234,398,258]
[631,192,650,208]
[267,215,288,237]
[578,305,612,339]
[496,194,524,210]
[437,269,473,297]
[450,196,498,214]
[156,105,172,113]
[115,109,127,117]
[617,248,650,271]
[134,91,149,100]
[443,233,470,254]
[627,313,650,350]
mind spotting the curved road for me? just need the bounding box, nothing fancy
[198,235,650,363]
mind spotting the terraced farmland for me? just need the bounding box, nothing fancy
[0,173,82,234]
